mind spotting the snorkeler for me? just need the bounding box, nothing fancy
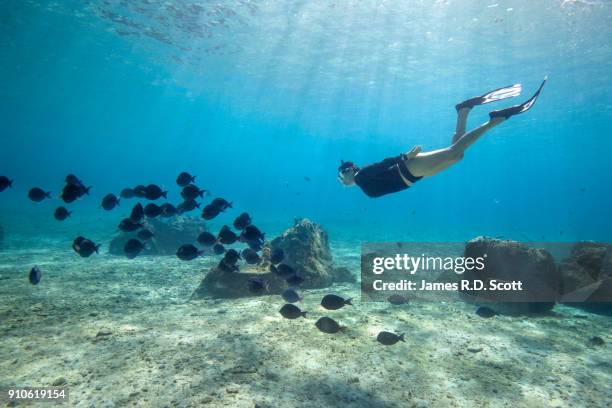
[338,78,547,198]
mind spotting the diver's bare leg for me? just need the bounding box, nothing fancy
[452,107,470,144]
[406,117,505,178]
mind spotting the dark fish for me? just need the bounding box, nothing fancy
[137,229,154,241]
[133,185,147,198]
[54,206,71,221]
[286,274,304,286]
[124,238,145,259]
[232,212,251,230]
[274,263,295,277]
[376,331,405,345]
[130,203,144,222]
[279,303,306,319]
[248,277,269,294]
[176,172,196,187]
[201,204,220,220]
[60,184,80,203]
[101,193,120,210]
[241,248,261,265]
[29,266,42,285]
[270,248,284,265]
[223,249,241,265]
[0,176,13,192]
[144,203,162,218]
[476,306,497,318]
[304,176,311,182]
[212,243,225,255]
[210,197,232,211]
[119,218,142,232]
[65,174,81,185]
[282,288,301,303]
[217,225,238,245]
[240,225,264,243]
[218,258,239,273]
[159,203,178,217]
[181,184,205,199]
[177,198,200,213]
[247,240,264,252]
[387,294,408,305]
[28,187,51,202]
[176,244,202,261]
[120,188,136,199]
[315,317,342,333]
[145,184,167,200]
[321,294,352,310]
[197,231,217,247]
[72,236,100,257]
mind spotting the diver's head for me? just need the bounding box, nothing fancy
[338,160,359,186]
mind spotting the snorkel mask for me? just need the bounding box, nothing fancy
[338,160,358,184]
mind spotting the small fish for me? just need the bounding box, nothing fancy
[0,176,13,192]
[223,248,241,265]
[28,187,51,202]
[120,188,135,199]
[241,248,261,264]
[247,239,263,252]
[387,294,408,305]
[240,225,264,245]
[579,187,586,192]
[217,225,238,245]
[144,184,167,200]
[54,206,71,221]
[218,258,239,273]
[475,306,497,318]
[201,204,220,220]
[286,274,305,286]
[177,198,200,213]
[118,218,143,232]
[315,317,342,334]
[321,294,352,310]
[282,288,301,303]
[210,197,232,211]
[270,248,284,265]
[101,193,120,210]
[159,203,178,217]
[197,231,217,247]
[176,171,196,187]
[176,244,202,261]
[376,331,405,345]
[248,277,269,294]
[304,176,311,182]
[212,243,225,255]
[232,212,252,230]
[279,303,306,319]
[274,263,294,277]
[144,203,162,218]
[133,185,147,198]
[72,236,100,257]
[137,229,154,241]
[130,203,144,222]
[29,266,42,285]
[181,184,205,199]
[60,183,81,203]
[124,238,145,259]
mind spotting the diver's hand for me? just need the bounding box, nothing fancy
[401,145,422,161]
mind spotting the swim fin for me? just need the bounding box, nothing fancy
[455,83,522,111]
[489,77,547,120]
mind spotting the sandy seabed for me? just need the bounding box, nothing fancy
[0,246,610,408]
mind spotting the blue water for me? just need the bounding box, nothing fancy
[1,0,611,244]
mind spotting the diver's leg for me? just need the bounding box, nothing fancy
[452,107,470,144]
[406,117,504,178]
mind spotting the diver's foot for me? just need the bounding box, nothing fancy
[455,83,522,112]
[489,77,547,120]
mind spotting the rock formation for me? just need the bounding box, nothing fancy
[109,217,204,256]
[192,218,355,299]
[558,242,612,315]
[460,237,560,315]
